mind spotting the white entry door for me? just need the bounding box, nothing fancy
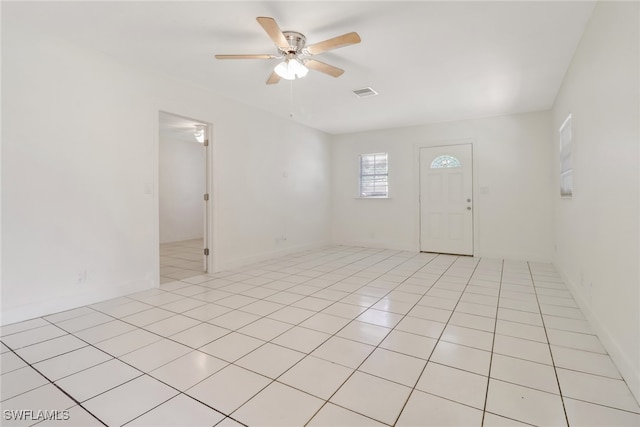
[419,144,473,255]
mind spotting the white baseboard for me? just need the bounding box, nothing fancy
[556,265,640,405]
[332,242,553,263]
[160,235,204,245]
[476,250,553,263]
[1,279,155,326]
[333,239,416,252]
[215,241,331,272]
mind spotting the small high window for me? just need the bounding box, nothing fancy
[431,155,461,168]
[359,153,388,198]
[559,114,573,197]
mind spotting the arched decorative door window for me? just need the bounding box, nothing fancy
[431,155,461,169]
[419,144,473,256]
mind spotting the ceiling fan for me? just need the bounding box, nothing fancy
[215,17,361,85]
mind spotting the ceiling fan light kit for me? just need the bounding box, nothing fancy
[215,16,360,85]
[274,55,308,80]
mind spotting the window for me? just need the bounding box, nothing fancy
[431,155,461,169]
[359,152,388,198]
[559,114,573,197]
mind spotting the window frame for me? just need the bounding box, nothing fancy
[359,152,389,198]
[559,114,573,198]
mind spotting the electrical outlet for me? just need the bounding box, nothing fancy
[77,270,87,284]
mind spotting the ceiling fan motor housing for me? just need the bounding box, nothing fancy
[281,31,306,54]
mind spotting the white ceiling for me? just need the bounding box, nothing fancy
[4,1,596,135]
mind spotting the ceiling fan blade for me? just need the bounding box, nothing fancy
[305,59,344,78]
[266,71,281,85]
[305,32,361,55]
[256,17,289,49]
[215,54,277,60]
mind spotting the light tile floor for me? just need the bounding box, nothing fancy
[1,246,640,426]
[160,239,206,283]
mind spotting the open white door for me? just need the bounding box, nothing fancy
[158,112,211,281]
[419,144,473,255]
[202,127,210,273]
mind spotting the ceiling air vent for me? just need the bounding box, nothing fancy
[353,87,378,98]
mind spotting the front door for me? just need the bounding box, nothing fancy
[419,144,473,255]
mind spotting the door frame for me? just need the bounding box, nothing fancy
[414,139,477,256]
[153,106,216,287]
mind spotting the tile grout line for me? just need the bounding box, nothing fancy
[2,344,109,427]
[299,252,450,426]
[29,317,184,426]
[4,312,235,426]
[275,254,493,423]
[0,250,503,424]
[248,250,444,425]
[390,255,484,426]
[170,247,429,425]
[6,247,633,425]
[62,247,392,368]
[80,247,387,364]
[480,258,504,426]
[28,305,260,426]
[1,251,490,424]
[527,261,570,427]
[0,269,545,370]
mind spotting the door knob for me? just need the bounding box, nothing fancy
[467,206,472,211]
[466,198,471,203]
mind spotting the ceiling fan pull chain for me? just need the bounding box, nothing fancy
[289,79,295,118]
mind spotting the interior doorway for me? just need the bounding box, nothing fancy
[419,143,474,255]
[158,111,210,283]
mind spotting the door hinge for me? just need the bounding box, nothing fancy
[204,193,209,201]
[204,139,209,147]
[204,248,210,256]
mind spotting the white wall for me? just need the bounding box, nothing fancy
[331,111,554,261]
[213,111,332,270]
[1,22,332,324]
[159,135,205,244]
[551,1,639,401]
